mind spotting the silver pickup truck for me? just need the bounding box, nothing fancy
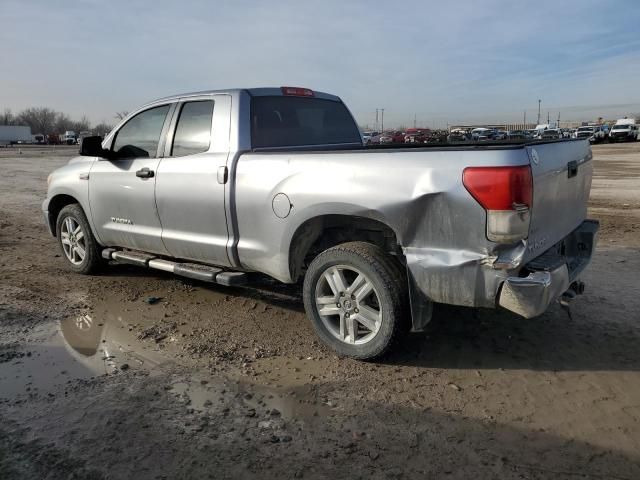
[43,87,599,359]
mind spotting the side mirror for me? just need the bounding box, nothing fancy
[79,136,110,158]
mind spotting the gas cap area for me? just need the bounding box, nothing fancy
[272,193,292,218]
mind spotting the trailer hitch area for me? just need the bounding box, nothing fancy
[559,281,585,320]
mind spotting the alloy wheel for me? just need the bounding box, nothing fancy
[314,265,383,345]
[60,216,86,265]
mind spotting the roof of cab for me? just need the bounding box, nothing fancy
[144,87,341,107]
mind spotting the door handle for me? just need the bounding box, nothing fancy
[136,167,154,178]
[217,166,228,184]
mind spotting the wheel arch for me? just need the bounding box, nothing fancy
[287,214,404,283]
[47,194,82,237]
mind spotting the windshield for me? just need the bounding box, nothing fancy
[578,127,594,132]
[612,125,629,130]
[251,96,361,149]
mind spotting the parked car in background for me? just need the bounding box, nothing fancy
[508,130,530,140]
[609,123,639,142]
[471,128,495,141]
[47,134,61,145]
[609,119,638,143]
[404,128,431,143]
[61,131,78,145]
[447,129,470,142]
[596,124,609,142]
[379,131,405,144]
[34,134,46,144]
[575,125,607,143]
[369,132,382,144]
[541,129,561,140]
[574,126,596,142]
[495,130,508,140]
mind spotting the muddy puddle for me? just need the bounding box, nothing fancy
[0,296,331,422]
[0,307,169,399]
[169,376,330,421]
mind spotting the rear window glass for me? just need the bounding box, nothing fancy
[171,100,214,157]
[251,96,361,149]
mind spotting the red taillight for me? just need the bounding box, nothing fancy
[281,86,314,97]
[463,166,532,211]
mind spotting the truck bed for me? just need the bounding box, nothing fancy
[251,138,575,153]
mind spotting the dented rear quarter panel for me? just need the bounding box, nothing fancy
[234,146,535,308]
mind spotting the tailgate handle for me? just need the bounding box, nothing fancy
[567,160,578,178]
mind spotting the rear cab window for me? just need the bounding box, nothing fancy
[250,95,361,149]
[171,100,215,157]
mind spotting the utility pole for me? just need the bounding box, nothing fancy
[414,113,416,129]
[557,112,561,129]
[537,99,541,125]
[547,111,550,124]
[524,110,527,129]
[375,109,379,131]
[381,109,384,132]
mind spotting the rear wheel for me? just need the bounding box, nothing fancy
[56,204,103,274]
[303,242,408,360]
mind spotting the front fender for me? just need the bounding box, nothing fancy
[44,157,99,242]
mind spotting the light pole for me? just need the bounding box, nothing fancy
[537,99,541,125]
[381,109,384,132]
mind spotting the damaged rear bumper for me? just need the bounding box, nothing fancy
[498,219,599,318]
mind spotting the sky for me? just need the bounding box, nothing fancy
[1,0,640,128]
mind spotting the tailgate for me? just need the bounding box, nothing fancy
[523,140,593,263]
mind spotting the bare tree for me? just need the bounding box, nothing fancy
[54,112,73,133]
[114,111,129,121]
[17,107,58,135]
[0,109,16,125]
[93,123,113,136]
[72,115,91,133]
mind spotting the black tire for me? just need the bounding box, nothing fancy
[303,242,409,360]
[56,204,103,274]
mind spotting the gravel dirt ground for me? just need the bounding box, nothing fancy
[1,142,639,479]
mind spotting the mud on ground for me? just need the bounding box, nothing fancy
[1,143,639,479]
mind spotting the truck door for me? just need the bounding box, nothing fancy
[154,95,232,267]
[88,103,174,255]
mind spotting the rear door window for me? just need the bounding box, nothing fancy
[251,96,361,149]
[171,100,214,157]
[112,105,170,159]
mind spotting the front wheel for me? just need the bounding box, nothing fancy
[303,242,408,360]
[56,204,103,274]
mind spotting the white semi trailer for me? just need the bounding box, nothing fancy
[0,125,32,146]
